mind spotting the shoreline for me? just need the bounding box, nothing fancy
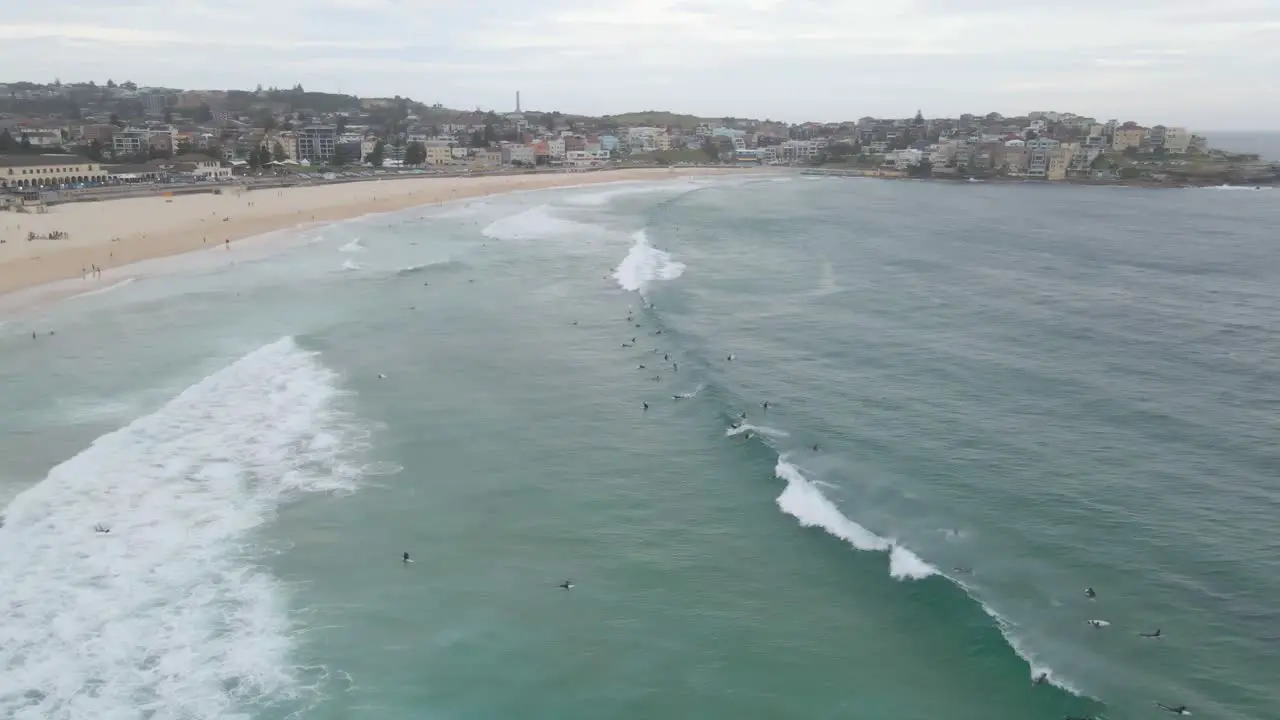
[0,167,744,311]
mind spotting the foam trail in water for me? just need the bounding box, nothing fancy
[481,205,589,241]
[339,237,366,253]
[341,260,362,271]
[0,337,366,719]
[725,423,790,438]
[614,230,686,293]
[561,182,703,207]
[71,277,136,299]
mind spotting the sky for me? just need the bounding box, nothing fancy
[2,0,1278,129]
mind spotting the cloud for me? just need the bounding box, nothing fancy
[0,0,1277,128]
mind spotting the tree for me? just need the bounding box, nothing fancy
[913,109,924,126]
[86,140,105,162]
[483,123,497,144]
[331,144,353,166]
[263,116,277,133]
[470,130,485,148]
[0,129,14,151]
[196,103,213,123]
[19,135,33,152]
[273,141,287,163]
[248,147,262,169]
[122,81,137,91]
[367,140,386,167]
[403,141,426,166]
[106,79,117,88]
[163,109,173,124]
[908,159,934,178]
[258,145,273,167]
[109,113,125,128]
[1122,146,1138,158]
[701,137,720,162]
[336,114,348,134]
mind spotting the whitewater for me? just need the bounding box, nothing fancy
[2,173,1277,719]
[0,338,365,719]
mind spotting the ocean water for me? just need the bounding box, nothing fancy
[2,176,1278,720]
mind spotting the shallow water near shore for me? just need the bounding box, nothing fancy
[2,177,1278,719]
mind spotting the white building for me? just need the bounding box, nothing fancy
[625,127,670,153]
[565,150,610,167]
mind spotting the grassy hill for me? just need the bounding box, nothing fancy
[602,111,710,129]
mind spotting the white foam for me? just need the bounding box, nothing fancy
[560,182,701,207]
[481,204,590,241]
[341,260,363,271]
[725,423,790,438]
[1198,184,1270,191]
[70,277,136,300]
[0,337,365,719]
[774,458,936,581]
[975,601,1085,696]
[338,238,366,253]
[888,545,937,580]
[613,229,686,293]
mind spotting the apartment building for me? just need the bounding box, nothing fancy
[297,126,337,163]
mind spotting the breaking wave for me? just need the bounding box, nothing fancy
[613,230,686,293]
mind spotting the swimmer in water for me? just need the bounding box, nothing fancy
[559,580,574,591]
[1155,703,1190,715]
[1139,629,1162,638]
[402,552,412,563]
[812,444,821,452]
[1085,587,1097,599]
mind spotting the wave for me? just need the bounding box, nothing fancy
[0,337,369,719]
[341,260,363,271]
[481,204,591,241]
[561,182,704,208]
[71,277,136,299]
[395,259,467,276]
[1197,184,1271,191]
[725,423,790,438]
[338,237,366,253]
[772,455,1087,693]
[613,230,686,293]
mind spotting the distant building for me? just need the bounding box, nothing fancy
[1111,127,1145,152]
[297,126,337,164]
[0,154,108,188]
[501,144,536,165]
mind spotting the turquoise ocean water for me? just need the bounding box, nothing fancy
[1,176,1278,720]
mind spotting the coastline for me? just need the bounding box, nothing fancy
[0,167,740,308]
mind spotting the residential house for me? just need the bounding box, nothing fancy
[1162,127,1191,154]
[1111,127,1145,152]
[501,144,536,166]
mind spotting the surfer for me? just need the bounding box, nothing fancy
[672,362,678,372]
[727,354,734,361]
[664,353,669,361]
[559,580,574,591]
[402,552,412,563]
[638,364,646,369]
[761,401,769,409]
[643,402,649,411]
[1086,620,1108,628]
[812,444,821,452]
[1032,673,1048,685]
[1085,587,1097,599]
[378,373,387,379]
[1139,629,1162,638]
[953,566,972,574]
[571,321,578,326]
[1156,703,1190,715]
[93,524,110,534]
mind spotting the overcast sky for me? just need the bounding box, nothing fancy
[2,0,1277,129]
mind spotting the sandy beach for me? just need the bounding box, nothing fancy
[0,168,735,301]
